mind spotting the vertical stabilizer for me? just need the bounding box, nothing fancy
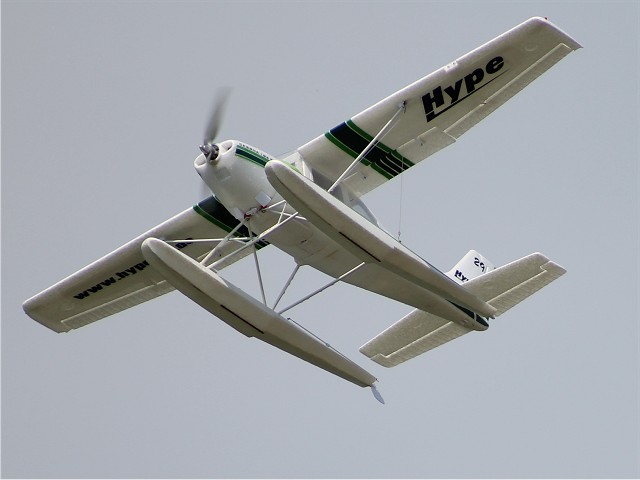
[446,250,495,285]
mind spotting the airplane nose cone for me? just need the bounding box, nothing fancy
[199,144,220,163]
[194,141,235,189]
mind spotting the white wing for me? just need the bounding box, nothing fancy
[22,197,266,333]
[297,17,581,197]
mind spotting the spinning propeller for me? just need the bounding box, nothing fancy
[199,87,231,163]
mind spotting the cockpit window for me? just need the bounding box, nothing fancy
[276,153,384,228]
[310,168,382,227]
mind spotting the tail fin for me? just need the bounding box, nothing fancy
[446,250,495,285]
[360,251,566,367]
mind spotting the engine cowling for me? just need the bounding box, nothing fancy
[195,140,280,220]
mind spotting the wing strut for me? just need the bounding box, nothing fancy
[202,207,303,271]
[272,264,301,310]
[199,216,250,267]
[276,261,366,315]
[328,101,406,193]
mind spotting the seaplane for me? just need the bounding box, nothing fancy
[23,17,580,402]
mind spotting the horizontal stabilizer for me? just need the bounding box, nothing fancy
[464,252,566,317]
[141,237,377,388]
[360,310,471,368]
[360,252,566,367]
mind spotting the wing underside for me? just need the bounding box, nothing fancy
[22,197,262,333]
[297,17,581,198]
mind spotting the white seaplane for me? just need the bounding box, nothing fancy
[23,17,580,402]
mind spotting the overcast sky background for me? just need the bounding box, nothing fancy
[2,1,638,478]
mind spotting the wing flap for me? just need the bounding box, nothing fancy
[396,127,457,165]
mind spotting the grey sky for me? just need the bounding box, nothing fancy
[2,1,638,478]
